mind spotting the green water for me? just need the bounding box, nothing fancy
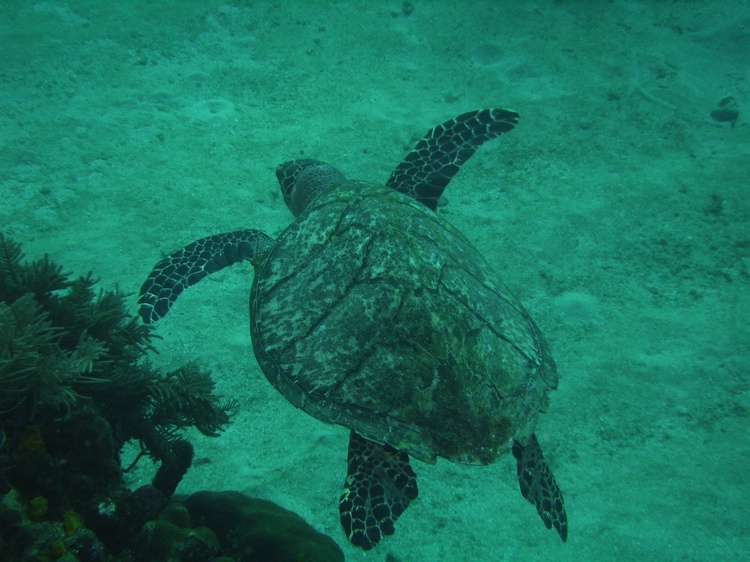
[1,2,747,560]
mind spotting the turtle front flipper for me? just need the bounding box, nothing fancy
[138,229,273,324]
[385,108,519,210]
[512,433,568,541]
[339,431,418,550]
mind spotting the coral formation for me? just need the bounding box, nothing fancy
[182,491,345,562]
[0,233,235,559]
[0,234,343,560]
[0,233,237,456]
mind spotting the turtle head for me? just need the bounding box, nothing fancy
[276,159,347,217]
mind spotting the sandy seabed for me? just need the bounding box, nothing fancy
[1,2,748,561]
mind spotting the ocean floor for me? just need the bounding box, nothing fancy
[1,2,749,561]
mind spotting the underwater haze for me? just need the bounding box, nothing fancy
[1,1,748,561]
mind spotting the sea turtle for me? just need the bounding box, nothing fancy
[138,109,567,549]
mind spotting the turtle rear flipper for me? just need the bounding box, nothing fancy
[339,431,418,550]
[512,434,568,541]
[138,228,273,323]
[385,108,519,211]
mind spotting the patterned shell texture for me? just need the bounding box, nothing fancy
[250,180,557,465]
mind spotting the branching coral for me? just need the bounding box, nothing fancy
[0,233,236,498]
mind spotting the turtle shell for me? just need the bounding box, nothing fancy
[250,180,557,465]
